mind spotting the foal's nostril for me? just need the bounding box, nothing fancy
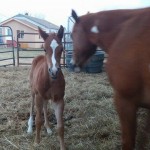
[55,70,58,76]
[48,67,59,79]
[48,68,52,74]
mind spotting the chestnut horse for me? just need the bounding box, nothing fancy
[71,7,150,150]
[27,26,65,150]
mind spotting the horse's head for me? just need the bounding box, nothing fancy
[38,26,64,79]
[71,10,97,72]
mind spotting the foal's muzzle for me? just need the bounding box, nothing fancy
[48,67,60,79]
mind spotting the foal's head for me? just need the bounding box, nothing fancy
[39,26,64,79]
[71,10,97,69]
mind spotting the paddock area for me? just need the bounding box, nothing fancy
[0,67,150,150]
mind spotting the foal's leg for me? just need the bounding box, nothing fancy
[27,93,35,133]
[115,94,138,150]
[35,94,43,144]
[53,99,65,150]
[43,100,52,134]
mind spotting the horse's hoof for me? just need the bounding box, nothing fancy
[27,129,33,134]
[46,128,52,135]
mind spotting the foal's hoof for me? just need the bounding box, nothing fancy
[46,128,52,135]
[27,129,33,134]
[33,142,40,147]
[34,139,40,146]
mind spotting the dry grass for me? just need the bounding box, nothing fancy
[0,67,150,150]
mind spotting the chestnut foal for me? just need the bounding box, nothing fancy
[71,8,150,150]
[27,26,65,150]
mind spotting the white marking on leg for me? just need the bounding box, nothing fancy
[91,26,99,33]
[51,39,58,75]
[27,116,33,133]
[53,100,65,150]
[46,128,52,134]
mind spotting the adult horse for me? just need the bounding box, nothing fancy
[71,7,150,150]
[27,26,65,150]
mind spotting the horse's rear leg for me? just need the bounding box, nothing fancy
[27,93,35,133]
[53,99,65,150]
[35,94,43,144]
[43,100,52,134]
[115,94,138,150]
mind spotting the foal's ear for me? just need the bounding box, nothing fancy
[38,27,49,41]
[72,9,79,23]
[57,25,64,40]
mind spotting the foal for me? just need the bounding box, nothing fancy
[71,8,150,150]
[27,26,65,150]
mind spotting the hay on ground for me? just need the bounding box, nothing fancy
[0,67,150,150]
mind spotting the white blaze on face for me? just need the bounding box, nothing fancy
[50,39,58,75]
[91,26,99,33]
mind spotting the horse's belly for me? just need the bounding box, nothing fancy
[107,70,140,98]
[106,61,150,109]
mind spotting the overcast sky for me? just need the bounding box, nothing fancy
[0,0,149,29]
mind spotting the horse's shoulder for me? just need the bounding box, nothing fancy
[31,55,45,68]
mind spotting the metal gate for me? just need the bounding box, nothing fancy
[17,32,67,67]
[0,26,15,67]
[17,32,44,66]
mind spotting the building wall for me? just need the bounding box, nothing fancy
[2,20,43,48]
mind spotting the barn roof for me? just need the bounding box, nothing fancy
[0,13,59,31]
[14,14,59,30]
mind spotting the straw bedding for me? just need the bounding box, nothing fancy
[0,67,149,150]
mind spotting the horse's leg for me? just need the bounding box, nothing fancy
[43,100,52,134]
[27,93,35,133]
[53,99,65,150]
[34,94,43,144]
[115,94,138,150]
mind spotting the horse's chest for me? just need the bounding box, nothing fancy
[42,78,65,99]
[44,86,64,101]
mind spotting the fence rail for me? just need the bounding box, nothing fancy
[16,32,73,67]
[0,28,106,68]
